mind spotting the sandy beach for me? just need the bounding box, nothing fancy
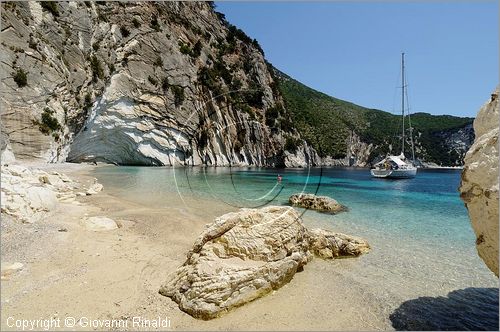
[1,163,394,331]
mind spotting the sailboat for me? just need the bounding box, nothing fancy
[371,53,417,179]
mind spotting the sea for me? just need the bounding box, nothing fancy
[94,166,499,330]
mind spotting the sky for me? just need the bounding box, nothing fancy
[215,1,498,117]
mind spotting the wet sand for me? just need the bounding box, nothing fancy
[1,163,394,331]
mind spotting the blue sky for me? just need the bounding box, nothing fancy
[215,1,498,117]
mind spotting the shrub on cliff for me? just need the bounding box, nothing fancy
[84,93,93,111]
[120,26,130,38]
[244,81,264,108]
[40,1,59,17]
[132,18,140,28]
[38,108,61,134]
[162,77,170,92]
[90,56,104,82]
[191,40,202,58]
[13,68,27,88]
[148,76,158,86]
[171,85,185,106]
[154,56,163,67]
[150,15,161,31]
[179,42,192,55]
[284,136,300,153]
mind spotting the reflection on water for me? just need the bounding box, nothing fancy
[94,166,499,328]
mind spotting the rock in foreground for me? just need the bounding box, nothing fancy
[159,206,369,319]
[289,193,347,213]
[460,88,499,277]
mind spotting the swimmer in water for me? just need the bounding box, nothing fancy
[277,174,283,183]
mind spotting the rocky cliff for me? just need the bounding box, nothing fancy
[1,1,312,167]
[460,87,499,276]
[0,1,475,168]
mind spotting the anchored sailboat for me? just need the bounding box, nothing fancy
[371,53,417,179]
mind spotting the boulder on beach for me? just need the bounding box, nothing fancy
[460,87,499,277]
[289,193,347,213]
[159,206,369,320]
[82,216,118,231]
[1,164,76,222]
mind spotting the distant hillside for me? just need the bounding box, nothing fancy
[274,69,474,166]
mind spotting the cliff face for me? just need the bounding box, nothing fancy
[435,123,474,161]
[413,123,474,167]
[0,1,475,168]
[460,87,499,276]
[1,1,311,167]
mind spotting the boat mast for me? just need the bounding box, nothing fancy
[401,52,405,157]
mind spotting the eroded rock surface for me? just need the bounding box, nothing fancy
[159,206,369,319]
[1,1,310,167]
[289,193,347,213]
[460,87,499,276]
[0,163,102,222]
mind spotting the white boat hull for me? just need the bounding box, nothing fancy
[371,168,417,179]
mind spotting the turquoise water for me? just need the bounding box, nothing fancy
[96,166,475,247]
[95,166,498,329]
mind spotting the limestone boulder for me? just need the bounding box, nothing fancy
[460,88,499,276]
[309,228,370,259]
[160,206,369,319]
[82,216,118,231]
[1,164,79,222]
[289,193,347,213]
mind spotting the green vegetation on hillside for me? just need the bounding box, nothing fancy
[275,69,473,164]
[13,68,28,88]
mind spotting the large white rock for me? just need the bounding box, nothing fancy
[460,87,499,276]
[82,216,118,231]
[25,186,58,212]
[1,164,78,222]
[160,206,369,319]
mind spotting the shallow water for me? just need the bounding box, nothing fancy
[95,166,499,330]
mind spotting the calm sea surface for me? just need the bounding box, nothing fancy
[94,166,498,330]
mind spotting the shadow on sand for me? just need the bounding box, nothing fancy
[390,287,499,331]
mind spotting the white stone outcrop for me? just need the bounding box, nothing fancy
[460,87,499,276]
[2,165,64,222]
[0,164,101,222]
[159,206,369,319]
